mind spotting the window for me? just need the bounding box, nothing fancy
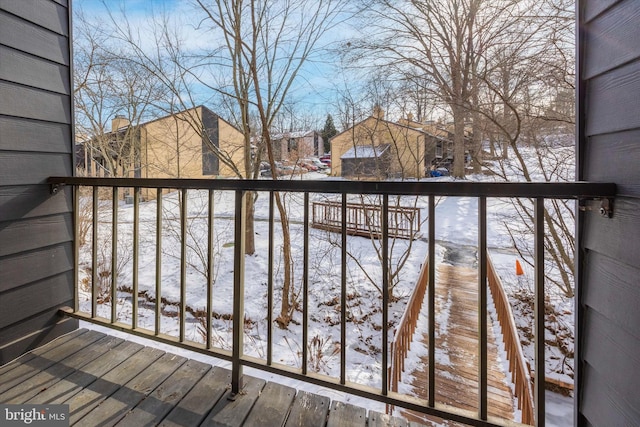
[288,138,297,152]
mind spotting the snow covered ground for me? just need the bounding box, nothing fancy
[79,163,575,425]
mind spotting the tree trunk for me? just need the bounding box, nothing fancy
[244,194,255,255]
[452,102,466,178]
[275,192,293,328]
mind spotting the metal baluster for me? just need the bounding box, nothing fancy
[382,194,389,395]
[302,192,309,375]
[179,188,187,342]
[132,187,140,329]
[207,189,214,349]
[535,198,545,427]
[478,196,488,420]
[73,186,80,312]
[341,193,347,385]
[428,194,436,406]
[267,191,274,365]
[92,186,98,318]
[111,187,118,324]
[155,188,162,336]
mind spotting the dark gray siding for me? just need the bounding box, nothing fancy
[578,0,640,424]
[201,106,220,176]
[0,0,76,364]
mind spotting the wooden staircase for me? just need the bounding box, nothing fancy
[401,263,516,426]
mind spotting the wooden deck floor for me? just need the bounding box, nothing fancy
[0,329,425,427]
[401,264,516,426]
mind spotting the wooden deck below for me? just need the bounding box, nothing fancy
[0,329,424,427]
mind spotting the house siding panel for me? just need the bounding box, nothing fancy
[0,45,70,94]
[0,10,69,65]
[583,0,640,79]
[583,252,640,339]
[581,364,640,426]
[0,308,76,363]
[583,129,640,197]
[0,152,72,185]
[0,213,73,258]
[0,116,71,153]
[0,0,75,365]
[582,198,640,269]
[0,81,71,124]
[0,0,69,36]
[585,60,640,136]
[0,244,73,293]
[0,186,71,223]
[0,271,74,330]
[579,0,640,424]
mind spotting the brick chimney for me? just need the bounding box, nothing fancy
[373,104,384,119]
[111,115,130,132]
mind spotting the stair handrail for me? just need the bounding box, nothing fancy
[388,256,429,407]
[487,255,535,425]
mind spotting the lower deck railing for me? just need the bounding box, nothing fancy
[311,200,421,239]
[487,257,535,425]
[48,176,615,427]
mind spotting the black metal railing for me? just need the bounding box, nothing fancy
[48,176,615,427]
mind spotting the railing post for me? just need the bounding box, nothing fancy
[535,198,545,427]
[231,189,246,396]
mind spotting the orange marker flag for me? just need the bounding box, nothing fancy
[515,259,524,276]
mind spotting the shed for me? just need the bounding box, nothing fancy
[340,144,391,178]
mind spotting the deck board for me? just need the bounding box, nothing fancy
[74,352,187,426]
[284,390,330,427]
[326,401,367,427]
[0,329,102,396]
[368,410,408,426]
[115,359,211,427]
[26,340,144,405]
[200,376,266,427]
[158,367,231,427]
[0,334,122,404]
[66,346,166,424]
[243,382,296,427]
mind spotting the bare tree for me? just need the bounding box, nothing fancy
[349,0,530,178]
[474,0,578,297]
[193,0,346,328]
[74,11,167,177]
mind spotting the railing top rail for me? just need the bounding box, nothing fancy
[48,176,616,199]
